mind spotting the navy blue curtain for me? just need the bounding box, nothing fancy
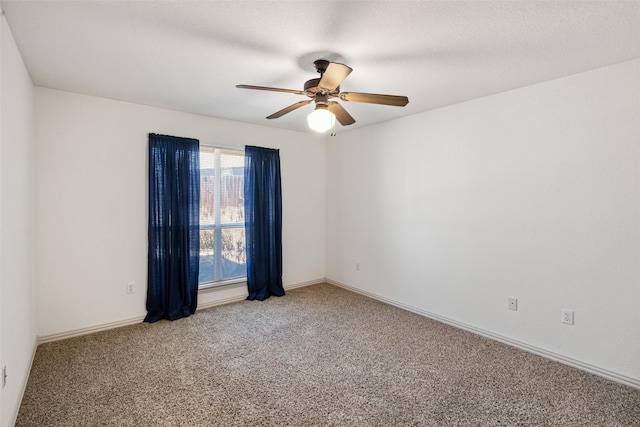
[145,133,200,322]
[244,146,285,301]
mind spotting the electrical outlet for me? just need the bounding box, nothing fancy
[508,298,518,311]
[126,282,135,294]
[562,309,574,325]
[2,366,6,389]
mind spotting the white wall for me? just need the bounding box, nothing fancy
[35,88,326,338]
[0,14,36,427]
[326,59,640,385]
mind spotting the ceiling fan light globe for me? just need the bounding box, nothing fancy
[307,108,335,132]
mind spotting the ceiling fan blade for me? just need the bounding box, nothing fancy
[266,99,313,119]
[339,92,409,107]
[236,84,306,96]
[319,63,353,91]
[328,102,356,126]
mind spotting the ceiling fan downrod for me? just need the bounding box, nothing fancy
[313,59,330,76]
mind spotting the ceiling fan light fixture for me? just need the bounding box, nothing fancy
[307,106,335,133]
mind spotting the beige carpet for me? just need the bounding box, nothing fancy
[16,283,640,426]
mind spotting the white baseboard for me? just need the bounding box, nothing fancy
[10,335,39,427]
[37,278,325,344]
[38,315,146,344]
[326,279,640,391]
[285,278,325,290]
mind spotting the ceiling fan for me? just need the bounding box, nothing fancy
[236,60,409,133]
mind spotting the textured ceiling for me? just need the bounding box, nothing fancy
[2,1,640,134]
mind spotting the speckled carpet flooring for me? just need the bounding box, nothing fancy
[16,283,640,426]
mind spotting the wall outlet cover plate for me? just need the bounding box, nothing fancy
[562,309,574,325]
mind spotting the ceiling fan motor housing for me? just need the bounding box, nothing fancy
[304,78,321,92]
[304,78,339,96]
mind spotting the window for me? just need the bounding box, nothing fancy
[199,146,246,286]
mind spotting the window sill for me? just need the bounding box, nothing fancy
[198,277,247,293]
